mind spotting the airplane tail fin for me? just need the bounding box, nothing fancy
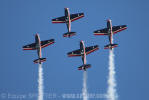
[78,64,91,71]
[104,44,118,49]
[63,32,76,37]
[33,58,46,64]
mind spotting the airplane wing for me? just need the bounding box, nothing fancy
[52,16,66,23]
[67,49,81,57]
[94,28,109,35]
[41,39,55,48]
[23,43,36,50]
[70,13,84,22]
[85,45,99,55]
[112,25,127,34]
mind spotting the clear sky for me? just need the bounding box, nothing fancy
[0,0,148,100]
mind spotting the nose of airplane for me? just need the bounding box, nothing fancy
[35,33,39,37]
[80,40,83,43]
[35,33,38,36]
[80,40,85,45]
[64,8,69,10]
[107,19,111,22]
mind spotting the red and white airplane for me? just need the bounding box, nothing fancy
[67,41,99,71]
[22,34,55,64]
[94,19,127,49]
[52,8,84,37]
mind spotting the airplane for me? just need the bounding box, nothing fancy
[67,41,99,71]
[52,8,84,38]
[22,33,55,64]
[94,19,127,50]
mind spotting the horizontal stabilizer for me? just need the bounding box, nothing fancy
[33,58,46,64]
[104,44,118,49]
[63,32,76,37]
[78,64,91,71]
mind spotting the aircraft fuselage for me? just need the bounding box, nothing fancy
[80,41,87,70]
[65,8,71,32]
[107,19,113,45]
[35,34,42,59]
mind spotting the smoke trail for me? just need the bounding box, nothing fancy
[107,49,118,100]
[38,63,44,100]
[82,71,88,100]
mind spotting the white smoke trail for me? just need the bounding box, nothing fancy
[82,71,88,100]
[107,49,118,100]
[38,63,44,100]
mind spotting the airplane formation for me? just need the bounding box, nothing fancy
[22,8,127,71]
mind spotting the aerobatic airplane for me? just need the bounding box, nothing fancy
[52,8,84,37]
[94,19,127,49]
[22,34,55,64]
[67,41,99,71]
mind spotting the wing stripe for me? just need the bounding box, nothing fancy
[52,21,65,23]
[23,48,36,50]
[94,33,108,35]
[68,54,81,57]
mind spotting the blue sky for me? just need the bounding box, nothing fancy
[0,0,148,100]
